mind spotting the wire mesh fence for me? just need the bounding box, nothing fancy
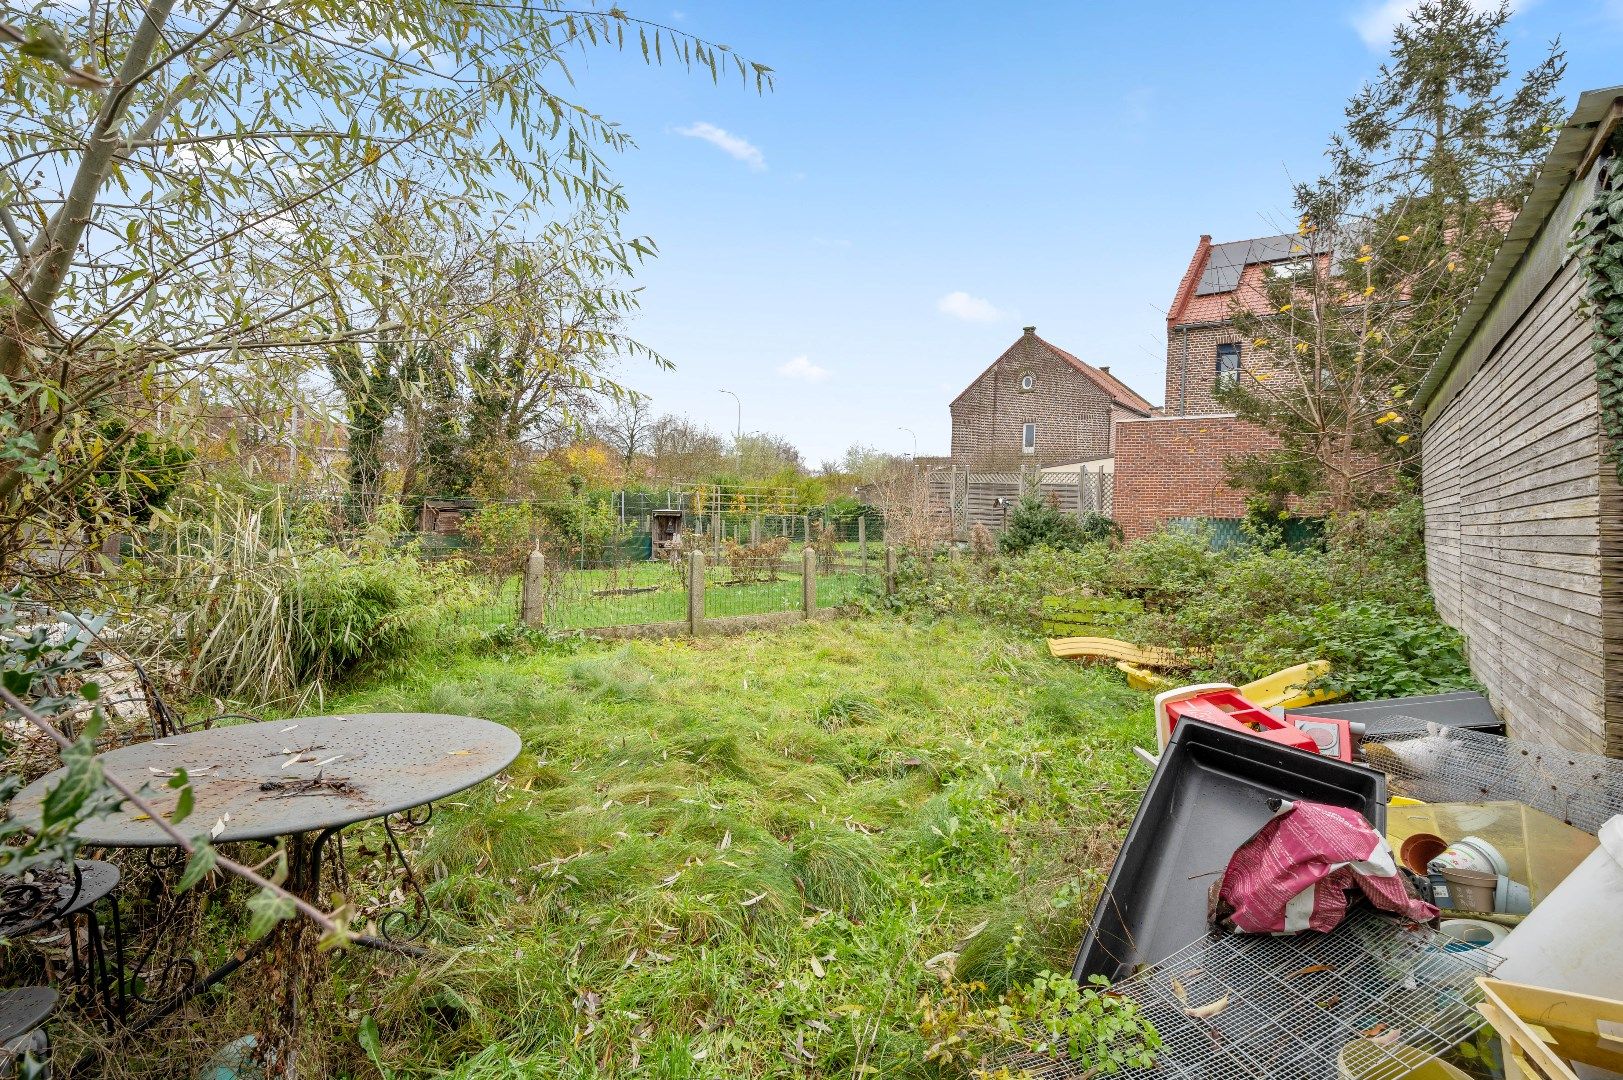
[1363,723,1623,834]
[425,506,887,636]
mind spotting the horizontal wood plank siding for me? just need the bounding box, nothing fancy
[1421,229,1613,754]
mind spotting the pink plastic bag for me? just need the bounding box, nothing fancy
[1212,799,1438,935]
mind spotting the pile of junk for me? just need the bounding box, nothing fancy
[1036,673,1623,1080]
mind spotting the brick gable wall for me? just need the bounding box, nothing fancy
[950,332,1118,468]
[1111,414,1281,538]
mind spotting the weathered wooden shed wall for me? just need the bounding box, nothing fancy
[1420,93,1622,756]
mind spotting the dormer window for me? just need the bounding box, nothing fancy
[1020,373,1034,391]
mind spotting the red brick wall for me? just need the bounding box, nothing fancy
[1111,414,1281,538]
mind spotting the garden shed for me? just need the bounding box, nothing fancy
[1417,86,1623,757]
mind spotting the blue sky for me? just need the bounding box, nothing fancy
[566,1,1623,467]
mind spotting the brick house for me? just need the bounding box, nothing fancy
[949,326,1153,469]
[1112,233,1323,537]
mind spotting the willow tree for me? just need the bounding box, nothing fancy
[0,1,770,573]
[1217,0,1563,508]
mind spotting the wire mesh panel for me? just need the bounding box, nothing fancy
[1363,724,1623,834]
[1003,910,1500,1080]
[544,555,689,630]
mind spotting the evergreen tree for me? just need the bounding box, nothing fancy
[1219,0,1564,507]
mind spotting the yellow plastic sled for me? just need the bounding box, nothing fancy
[1238,660,1338,710]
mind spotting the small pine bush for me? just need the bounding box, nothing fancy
[998,497,1119,555]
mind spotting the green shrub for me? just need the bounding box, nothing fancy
[894,495,1476,699]
[1232,599,1477,699]
[894,545,1112,628]
[284,548,443,683]
[138,497,477,701]
[998,497,1115,555]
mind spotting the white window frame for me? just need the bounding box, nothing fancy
[1022,422,1036,454]
[1020,373,1034,391]
[1216,342,1241,387]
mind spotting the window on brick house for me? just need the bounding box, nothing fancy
[1020,373,1034,391]
[1022,423,1036,454]
[1216,342,1241,386]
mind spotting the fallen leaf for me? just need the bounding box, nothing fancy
[447,749,472,757]
[280,724,298,733]
[1184,995,1230,1020]
[1286,964,1332,979]
[741,892,767,907]
[1170,978,1188,1005]
[808,955,826,979]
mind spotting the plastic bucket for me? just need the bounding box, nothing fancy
[1438,918,1507,951]
[1428,835,1509,877]
[1439,867,1497,912]
[1493,814,1623,999]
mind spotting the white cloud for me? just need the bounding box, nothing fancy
[1352,0,1509,47]
[674,121,766,171]
[778,355,830,382]
[935,291,1004,323]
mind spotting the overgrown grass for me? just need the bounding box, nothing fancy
[106,616,1152,1079]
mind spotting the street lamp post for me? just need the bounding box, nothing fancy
[898,426,917,458]
[720,389,741,439]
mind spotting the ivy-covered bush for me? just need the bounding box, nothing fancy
[895,497,1477,699]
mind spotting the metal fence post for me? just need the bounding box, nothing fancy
[520,546,546,627]
[687,550,705,636]
[884,545,897,597]
[802,544,817,617]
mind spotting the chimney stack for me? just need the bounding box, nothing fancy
[1100,365,1111,374]
[1022,325,1036,336]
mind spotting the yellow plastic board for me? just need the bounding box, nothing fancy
[1385,802,1597,905]
[1046,636,1182,667]
[1477,977,1623,1080]
[1115,661,1175,693]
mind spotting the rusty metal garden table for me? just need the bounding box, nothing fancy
[9,713,521,1025]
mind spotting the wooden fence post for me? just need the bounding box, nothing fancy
[687,550,705,636]
[857,514,867,566]
[750,515,760,544]
[884,545,897,597]
[520,546,546,627]
[802,544,817,617]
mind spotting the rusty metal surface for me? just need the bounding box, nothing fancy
[10,714,521,847]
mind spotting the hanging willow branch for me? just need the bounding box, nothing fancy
[1577,149,1623,485]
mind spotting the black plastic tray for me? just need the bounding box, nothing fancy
[1073,719,1388,983]
[1288,690,1502,737]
